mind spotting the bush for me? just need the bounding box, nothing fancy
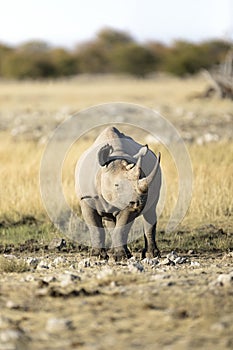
[1,51,56,79]
[110,43,156,77]
[163,40,231,76]
[0,30,232,79]
[76,41,109,74]
[50,48,79,76]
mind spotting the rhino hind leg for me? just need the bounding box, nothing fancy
[142,210,161,259]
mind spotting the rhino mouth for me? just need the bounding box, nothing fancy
[128,195,147,212]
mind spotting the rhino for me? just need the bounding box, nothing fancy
[75,126,161,261]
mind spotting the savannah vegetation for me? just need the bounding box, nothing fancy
[0,74,232,252]
[0,34,233,350]
[0,27,232,79]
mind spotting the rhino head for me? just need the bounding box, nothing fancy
[97,143,160,212]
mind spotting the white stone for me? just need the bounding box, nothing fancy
[53,256,67,266]
[37,260,50,270]
[0,329,23,342]
[216,273,233,287]
[128,262,144,273]
[97,268,114,279]
[26,257,40,268]
[46,318,73,332]
[78,258,91,268]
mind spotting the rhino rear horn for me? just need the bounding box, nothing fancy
[98,144,113,166]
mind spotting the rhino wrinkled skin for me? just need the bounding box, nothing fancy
[75,126,161,261]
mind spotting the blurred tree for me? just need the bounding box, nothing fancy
[97,27,135,48]
[199,40,232,65]
[18,40,50,53]
[111,43,156,77]
[0,29,232,79]
[1,51,56,79]
[163,40,232,76]
[50,48,79,76]
[145,41,169,71]
[163,41,205,76]
[0,43,13,76]
[76,41,109,73]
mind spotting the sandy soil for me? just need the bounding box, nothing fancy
[0,249,232,350]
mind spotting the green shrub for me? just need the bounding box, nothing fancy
[0,30,232,79]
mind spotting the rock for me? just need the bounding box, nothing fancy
[160,258,175,266]
[215,272,233,287]
[97,268,114,280]
[167,251,178,261]
[21,274,36,282]
[78,258,91,268]
[58,272,81,287]
[26,257,40,268]
[3,254,17,260]
[187,249,195,255]
[196,133,219,145]
[36,288,49,297]
[0,328,25,342]
[38,280,50,288]
[174,256,187,264]
[222,252,233,260]
[42,275,57,283]
[211,321,227,331]
[141,257,159,266]
[150,274,171,281]
[37,260,50,270]
[52,256,67,266]
[46,318,73,332]
[128,261,144,273]
[191,261,201,267]
[48,238,66,251]
[6,300,21,309]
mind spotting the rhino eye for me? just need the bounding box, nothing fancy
[114,183,119,188]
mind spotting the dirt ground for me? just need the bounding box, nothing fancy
[0,77,232,350]
[0,248,232,350]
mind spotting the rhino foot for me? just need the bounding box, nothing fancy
[141,247,161,259]
[111,246,132,261]
[90,248,109,260]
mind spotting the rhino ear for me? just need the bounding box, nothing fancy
[98,144,113,166]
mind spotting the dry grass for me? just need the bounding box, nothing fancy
[0,75,232,235]
[0,131,232,232]
[0,256,29,273]
[187,142,233,228]
[0,134,44,222]
[0,74,232,118]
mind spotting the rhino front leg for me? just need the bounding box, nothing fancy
[80,200,108,259]
[142,209,160,259]
[88,226,108,259]
[110,212,136,261]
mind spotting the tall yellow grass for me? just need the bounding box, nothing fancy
[0,76,232,232]
[0,132,232,231]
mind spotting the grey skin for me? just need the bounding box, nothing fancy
[75,126,161,261]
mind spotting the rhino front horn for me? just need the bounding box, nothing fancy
[137,152,161,193]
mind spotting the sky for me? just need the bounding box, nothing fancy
[0,0,232,48]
